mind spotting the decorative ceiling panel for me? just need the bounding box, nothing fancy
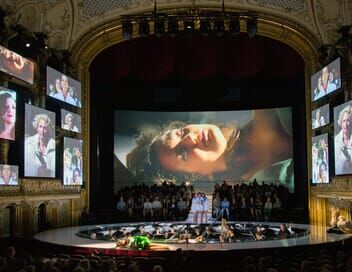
[1,0,351,50]
[248,0,305,12]
[82,0,133,17]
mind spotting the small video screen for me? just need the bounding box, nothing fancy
[0,45,34,84]
[47,66,81,108]
[312,134,329,184]
[61,109,81,133]
[312,104,329,130]
[0,86,16,140]
[63,137,83,185]
[0,164,18,186]
[311,58,341,101]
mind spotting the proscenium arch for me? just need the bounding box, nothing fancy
[71,5,321,209]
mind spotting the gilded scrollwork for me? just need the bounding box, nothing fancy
[315,0,346,43]
[0,179,81,197]
[16,4,41,32]
[1,0,350,53]
[21,179,81,194]
[313,176,352,192]
[328,198,351,209]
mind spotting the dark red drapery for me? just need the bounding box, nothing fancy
[90,33,304,82]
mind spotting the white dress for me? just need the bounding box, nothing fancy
[202,197,209,212]
[192,196,203,212]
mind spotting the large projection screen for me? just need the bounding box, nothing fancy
[312,134,329,184]
[24,104,56,177]
[334,100,352,175]
[114,107,294,192]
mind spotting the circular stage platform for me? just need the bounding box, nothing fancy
[34,221,352,255]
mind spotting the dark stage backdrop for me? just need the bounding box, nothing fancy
[89,33,307,214]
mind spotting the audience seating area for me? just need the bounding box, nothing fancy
[1,238,352,272]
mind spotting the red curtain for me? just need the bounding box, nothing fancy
[91,33,304,82]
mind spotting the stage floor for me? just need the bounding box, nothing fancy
[34,221,352,252]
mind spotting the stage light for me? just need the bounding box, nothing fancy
[139,19,150,37]
[25,42,31,47]
[214,19,225,36]
[184,20,194,31]
[154,18,165,37]
[167,18,179,37]
[122,21,133,40]
[33,32,49,50]
[229,18,240,36]
[121,11,258,40]
[184,20,194,39]
[246,17,257,39]
[200,19,211,36]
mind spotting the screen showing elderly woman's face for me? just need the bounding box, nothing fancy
[341,112,351,133]
[37,118,50,139]
[0,164,18,186]
[334,101,352,175]
[155,124,227,175]
[24,104,56,178]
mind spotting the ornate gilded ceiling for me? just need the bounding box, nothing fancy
[0,0,351,52]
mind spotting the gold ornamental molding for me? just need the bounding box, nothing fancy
[312,176,352,196]
[0,194,81,205]
[0,179,81,196]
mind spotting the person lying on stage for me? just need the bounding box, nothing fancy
[253,226,266,241]
[165,225,178,240]
[152,227,168,240]
[191,225,206,242]
[226,228,235,242]
[178,228,192,243]
[201,226,218,242]
[107,229,118,241]
[132,226,152,238]
[278,223,291,239]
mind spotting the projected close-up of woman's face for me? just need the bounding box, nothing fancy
[2,96,16,125]
[116,108,294,192]
[2,49,24,73]
[155,124,228,176]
